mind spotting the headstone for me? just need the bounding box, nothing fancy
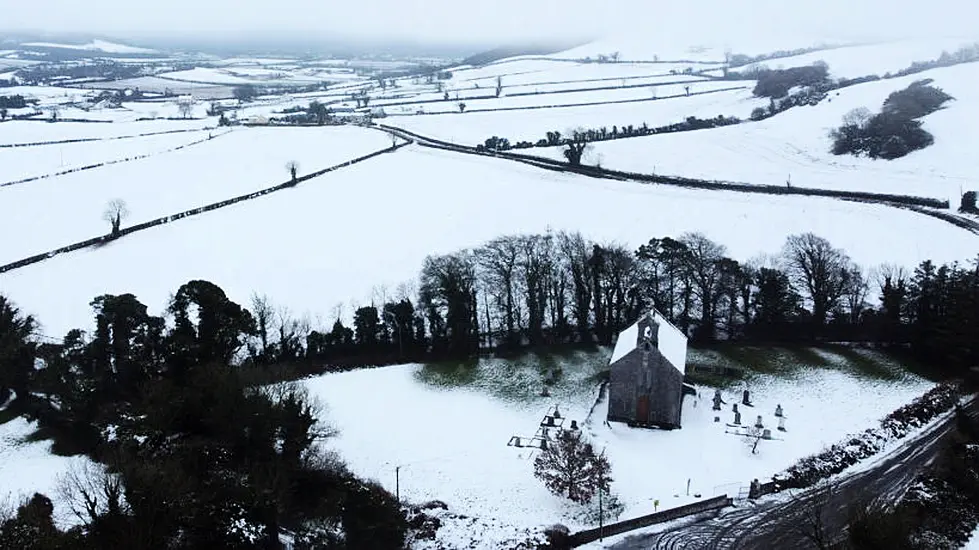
[778,416,786,432]
[714,416,720,423]
[743,390,751,406]
[732,403,739,413]
[734,411,741,425]
[775,404,783,417]
[570,420,579,430]
[712,389,724,411]
[762,428,772,440]
[755,415,763,429]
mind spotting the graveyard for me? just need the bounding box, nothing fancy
[303,345,936,545]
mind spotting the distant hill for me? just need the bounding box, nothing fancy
[461,40,587,66]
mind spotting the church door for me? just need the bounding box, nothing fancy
[636,394,650,423]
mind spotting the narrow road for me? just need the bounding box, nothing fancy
[608,398,979,549]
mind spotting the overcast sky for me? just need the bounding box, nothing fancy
[3,0,977,47]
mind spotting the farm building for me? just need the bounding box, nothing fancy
[607,309,688,430]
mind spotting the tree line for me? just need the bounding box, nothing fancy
[475,115,742,156]
[262,231,978,376]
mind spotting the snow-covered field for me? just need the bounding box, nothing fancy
[740,38,978,79]
[0,125,393,266]
[0,417,96,527]
[303,354,932,533]
[2,145,976,338]
[20,39,157,55]
[395,87,763,145]
[0,118,215,145]
[0,128,214,185]
[534,62,979,202]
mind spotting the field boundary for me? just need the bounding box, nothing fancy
[0,125,218,149]
[0,139,411,274]
[382,86,748,117]
[377,123,951,210]
[1,129,233,188]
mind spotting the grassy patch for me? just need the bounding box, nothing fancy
[415,349,608,406]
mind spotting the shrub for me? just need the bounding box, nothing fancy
[830,82,951,160]
[774,383,959,490]
[882,79,954,119]
[752,63,830,98]
[960,191,978,214]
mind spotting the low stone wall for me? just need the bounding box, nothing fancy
[569,495,733,546]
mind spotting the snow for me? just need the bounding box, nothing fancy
[302,358,933,535]
[158,68,259,85]
[609,323,638,365]
[0,417,97,527]
[2,144,976,341]
[0,129,215,187]
[535,62,979,202]
[394,87,763,145]
[965,525,979,549]
[0,118,215,146]
[20,40,157,55]
[741,38,978,79]
[0,125,393,266]
[609,311,687,375]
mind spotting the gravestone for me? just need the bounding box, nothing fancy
[775,404,783,417]
[755,415,764,429]
[714,416,720,423]
[570,420,579,430]
[734,411,741,425]
[743,390,752,406]
[762,428,772,440]
[733,403,739,413]
[778,416,786,432]
[713,389,724,411]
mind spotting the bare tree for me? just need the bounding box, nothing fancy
[842,107,873,129]
[102,199,129,236]
[743,424,765,454]
[563,129,591,167]
[286,160,299,182]
[680,233,729,340]
[475,236,522,347]
[557,231,594,342]
[57,462,126,526]
[177,98,194,119]
[251,293,275,359]
[842,263,869,324]
[458,102,466,113]
[791,485,836,550]
[781,233,851,326]
[495,76,503,98]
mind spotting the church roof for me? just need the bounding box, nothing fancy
[609,309,687,375]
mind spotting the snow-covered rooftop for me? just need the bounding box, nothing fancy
[609,310,687,374]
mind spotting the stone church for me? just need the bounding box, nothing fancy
[606,309,688,430]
